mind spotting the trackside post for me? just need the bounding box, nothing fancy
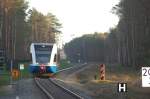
[99,64,105,80]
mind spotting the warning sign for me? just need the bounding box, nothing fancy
[20,64,24,70]
[142,67,150,87]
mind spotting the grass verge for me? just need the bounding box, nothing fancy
[0,74,10,86]
[59,59,73,70]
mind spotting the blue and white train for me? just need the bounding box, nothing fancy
[29,43,58,76]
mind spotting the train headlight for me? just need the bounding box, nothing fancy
[40,64,46,70]
[40,66,44,70]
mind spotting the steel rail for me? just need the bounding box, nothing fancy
[35,78,83,99]
[58,63,87,72]
[49,78,84,99]
[35,63,87,99]
[34,78,54,99]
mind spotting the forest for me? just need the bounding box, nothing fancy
[65,33,107,63]
[0,0,61,64]
[1,0,150,69]
[65,0,150,68]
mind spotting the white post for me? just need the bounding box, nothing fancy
[10,60,13,84]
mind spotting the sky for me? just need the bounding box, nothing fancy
[27,0,120,43]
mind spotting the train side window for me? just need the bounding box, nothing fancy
[54,54,57,62]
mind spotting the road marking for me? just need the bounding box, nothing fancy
[16,96,19,99]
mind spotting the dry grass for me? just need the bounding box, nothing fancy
[63,63,150,99]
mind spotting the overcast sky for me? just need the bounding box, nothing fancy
[27,0,119,43]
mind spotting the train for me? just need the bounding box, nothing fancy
[29,43,59,77]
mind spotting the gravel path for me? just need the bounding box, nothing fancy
[56,63,93,99]
[52,78,92,99]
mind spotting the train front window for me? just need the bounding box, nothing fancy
[34,45,52,64]
[36,53,50,63]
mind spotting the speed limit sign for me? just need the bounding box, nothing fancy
[142,67,150,87]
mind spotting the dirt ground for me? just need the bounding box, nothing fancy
[57,63,150,99]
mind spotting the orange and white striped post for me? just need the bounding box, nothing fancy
[99,64,105,80]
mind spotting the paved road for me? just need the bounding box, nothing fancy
[0,79,48,99]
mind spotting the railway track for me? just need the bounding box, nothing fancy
[35,63,87,99]
[58,63,87,74]
[35,78,83,99]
